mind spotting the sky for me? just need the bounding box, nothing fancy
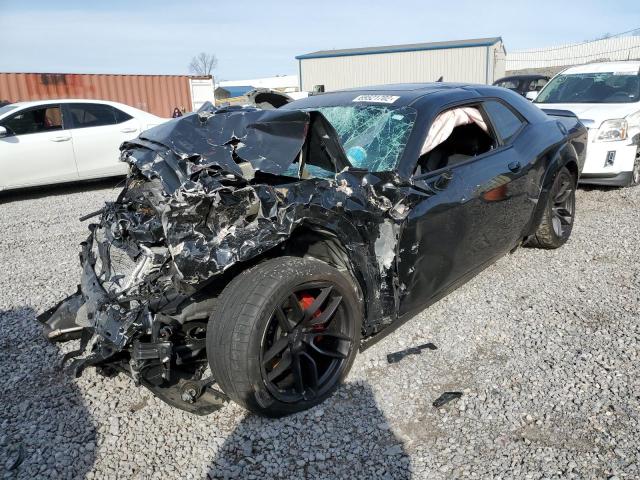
[1,0,639,81]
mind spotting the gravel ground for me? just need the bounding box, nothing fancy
[0,179,638,479]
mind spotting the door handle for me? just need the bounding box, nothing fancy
[120,127,138,133]
[508,161,521,172]
[50,135,71,142]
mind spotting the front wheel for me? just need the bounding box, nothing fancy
[527,166,576,249]
[628,150,640,187]
[206,256,362,417]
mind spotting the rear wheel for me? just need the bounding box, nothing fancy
[527,166,576,249]
[206,256,361,416]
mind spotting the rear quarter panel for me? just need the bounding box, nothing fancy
[522,116,586,238]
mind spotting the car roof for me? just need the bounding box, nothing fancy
[562,61,640,75]
[286,82,546,122]
[286,83,495,109]
[8,98,131,109]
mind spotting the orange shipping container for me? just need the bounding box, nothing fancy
[0,72,211,117]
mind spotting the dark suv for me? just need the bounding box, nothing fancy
[494,75,549,96]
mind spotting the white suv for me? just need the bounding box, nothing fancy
[0,99,167,191]
[532,61,640,187]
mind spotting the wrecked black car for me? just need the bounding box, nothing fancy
[40,84,587,417]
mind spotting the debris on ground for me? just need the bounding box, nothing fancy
[6,443,25,471]
[432,391,463,408]
[386,342,437,364]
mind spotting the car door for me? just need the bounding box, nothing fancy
[396,101,529,318]
[481,100,538,233]
[0,104,78,189]
[65,103,139,178]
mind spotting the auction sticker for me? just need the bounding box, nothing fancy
[352,95,400,104]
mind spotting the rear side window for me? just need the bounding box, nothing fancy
[483,101,525,143]
[527,78,547,92]
[1,106,63,135]
[114,107,133,123]
[68,103,120,128]
[497,80,518,89]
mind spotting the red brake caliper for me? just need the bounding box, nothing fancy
[298,293,325,333]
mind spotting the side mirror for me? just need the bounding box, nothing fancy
[0,126,7,138]
[525,91,539,102]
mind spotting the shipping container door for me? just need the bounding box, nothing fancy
[190,78,215,110]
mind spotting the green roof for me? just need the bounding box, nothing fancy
[296,37,502,60]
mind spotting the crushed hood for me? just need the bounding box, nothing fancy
[122,105,352,193]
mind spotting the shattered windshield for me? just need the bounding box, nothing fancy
[311,105,417,172]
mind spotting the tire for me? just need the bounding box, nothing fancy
[206,256,362,417]
[628,149,640,187]
[527,166,576,249]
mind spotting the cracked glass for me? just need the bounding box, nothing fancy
[313,105,417,173]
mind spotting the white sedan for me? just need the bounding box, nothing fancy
[0,99,167,191]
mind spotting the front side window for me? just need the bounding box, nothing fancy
[417,106,497,174]
[68,103,117,128]
[483,101,525,143]
[1,106,63,135]
[536,72,640,104]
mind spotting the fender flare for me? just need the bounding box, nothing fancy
[525,142,579,238]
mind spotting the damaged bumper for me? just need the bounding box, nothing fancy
[38,231,228,415]
[38,290,85,342]
[39,230,145,348]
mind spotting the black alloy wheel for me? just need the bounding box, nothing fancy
[550,174,575,238]
[260,283,353,403]
[527,166,576,249]
[631,151,640,186]
[206,256,361,416]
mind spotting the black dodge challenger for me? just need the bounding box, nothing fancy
[40,83,587,416]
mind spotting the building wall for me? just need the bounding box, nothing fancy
[300,46,490,91]
[0,73,204,117]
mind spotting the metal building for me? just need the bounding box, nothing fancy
[296,37,506,92]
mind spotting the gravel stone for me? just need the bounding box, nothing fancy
[0,180,638,479]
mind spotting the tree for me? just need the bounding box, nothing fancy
[189,52,217,76]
